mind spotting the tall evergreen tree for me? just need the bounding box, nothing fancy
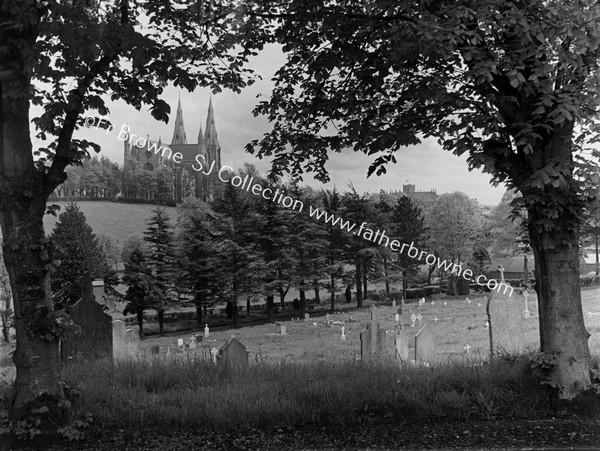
[176,197,220,329]
[122,240,156,338]
[211,178,263,324]
[320,189,347,312]
[389,197,427,300]
[287,184,328,316]
[143,207,175,336]
[48,203,108,310]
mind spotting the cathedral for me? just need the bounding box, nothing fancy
[123,98,222,204]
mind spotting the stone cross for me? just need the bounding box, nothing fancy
[498,265,505,282]
[433,316,439,323]
[464,343,471,353]
[431,300,435,306]
[211,347,219,363]
[416,313,422,326]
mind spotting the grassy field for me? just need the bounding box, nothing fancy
[43,200,178,245]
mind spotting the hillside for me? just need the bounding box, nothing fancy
[43,201,178,246]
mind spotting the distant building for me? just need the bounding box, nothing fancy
[375,184,438,206]
[123,98,222,203]
[401,184,437,201]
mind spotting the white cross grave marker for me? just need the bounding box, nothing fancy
[443,301,447,306]
[431,300,435,306]
[433,316,439,323]
[211,347,218,363]
[410,311,417,327]
[464,343,471,354]
[341,326,346,340]
[416,313,423,326]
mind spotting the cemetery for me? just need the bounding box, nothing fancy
[3,1,600,450]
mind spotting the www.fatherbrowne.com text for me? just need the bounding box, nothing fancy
[84,117,512,297]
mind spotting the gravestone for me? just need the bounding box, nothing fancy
[360,321,386,360]
[395,329,409,363]
[280,325,287,336]
[304,313,310,322]
[61,275,112,363]
[112,320,127,359]
[150,345,160,355]
[414,325,435,363]
[218,337,249,368]
[487,288,533,355]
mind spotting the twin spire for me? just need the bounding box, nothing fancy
[171,96,219,148]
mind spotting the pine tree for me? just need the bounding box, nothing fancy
[48,202,108,310]
[211,178,263,325]
[122,241,156,337]
[389,197,427,300]
[143,207,175,336]
[286,184,328,316]
[176,197,220,329]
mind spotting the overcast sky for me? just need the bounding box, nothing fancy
[58,45,506,206]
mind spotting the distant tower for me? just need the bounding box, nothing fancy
[203,97,221,197]
[171,98,188,145]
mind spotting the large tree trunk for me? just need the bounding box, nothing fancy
[522,130,592,400]
[1,66,66,417]
[1,200,64,417]
[529,221,591,399]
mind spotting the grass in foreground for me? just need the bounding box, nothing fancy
[55,354,555,432]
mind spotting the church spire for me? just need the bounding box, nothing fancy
[204,96,219,147]
[171,97,187,145]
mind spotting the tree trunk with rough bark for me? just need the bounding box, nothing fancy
[1,70,66,418]
[522,130,592,400]
[529,214,591,398]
